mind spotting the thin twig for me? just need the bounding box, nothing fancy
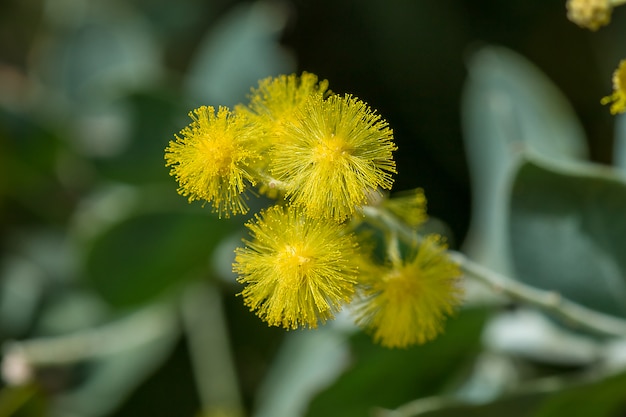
[180,282,245,417]
[375,370,590,417]
[2,302,178,372]
[450,251,626,337]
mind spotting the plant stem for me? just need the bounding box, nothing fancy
[361,205,626,338]
[2,302,178,367]
[450,251,626,337]
[180,282,244,417]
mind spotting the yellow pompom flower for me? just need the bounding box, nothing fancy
[271,94,397,222]
[234,206,359,329]
[165,106,260,217]
[383,188,428,228]
[601,60,626,115]
[236,72,330,198]
[237,72,329,135]
[354,235,463,348]
[566,0,613,31]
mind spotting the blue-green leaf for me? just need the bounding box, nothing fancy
[184,1,295,107]
[461,46,587,277]
[83,211,235,308]
[509,156,626,318]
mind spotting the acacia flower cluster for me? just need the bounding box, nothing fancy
[165,72,463,347]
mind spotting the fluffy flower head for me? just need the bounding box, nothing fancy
[354,235,463,348]
[237,72,329,140]
[602,60,626,115]
[235,72,329,198]
[165,106,259,217]
[383,188,428,228]
[234,206,358,329]
[566,0,612,31]
[271,94,397,222]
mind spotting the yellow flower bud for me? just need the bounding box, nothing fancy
[566,0,612,31]
[601,59,626,115]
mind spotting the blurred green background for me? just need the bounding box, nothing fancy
[2,0,626,416]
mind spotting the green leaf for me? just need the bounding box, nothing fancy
[0,385,47,417]
[509,157,626,319]
[252,325,351,417]
[0,108,72,224]
[83,212,235,308]
[396,369,626,417]
[184,1,294,107]
[33,3,161,104]
[305,308,489,417]
[612,114,626,174]
[91,89,185,185]
[50,304,179,417]
[461,46,587,276]
[532,371,626,417]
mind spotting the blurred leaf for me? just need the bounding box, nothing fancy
[0,107,72,225]
[181,283,243,414]
[0,252,49,339]
[305,308,489,417]
[83,212,235,307]
[0,385,46,417]
[0,108,60,176]
[397,369,626,417]
[109,338,200,417]
[398,392,545,417]
[35,290,109,336]
[92,89,185,185]
[221,284,285,411]
[612,114,626,174]
[461,46,587,276]
[482,308,600,367]
[50,304,179,417]
[253,324,351,417]
[532,370,626,417]
[33,2,161,105]
[509,156,626,319]
[184,0,294,107]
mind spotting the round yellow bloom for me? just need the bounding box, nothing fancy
[234,206,359,329]
[354,235,463,348]
[236,72,330,198]
[566,0,612,31]
[271,94,397,222]
[383,188,428,228]
[165,106,260,217]
[601,60,626,115]
[237,72,329,134]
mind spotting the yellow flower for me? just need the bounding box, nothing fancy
[566,0,612,31]
[383,188,428,228]
[165,106,260,217]
[271,94,397,222]
[601,60,626,115]
[237,72,329,137]
[234,206,358,329]
[354,235,463,348]
[235,72,330,198]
